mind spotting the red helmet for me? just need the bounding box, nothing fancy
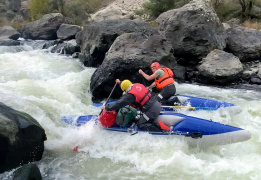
[150,62,160,70]
[98,110,117,127]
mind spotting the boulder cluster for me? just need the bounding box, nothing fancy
[1,1,261,96]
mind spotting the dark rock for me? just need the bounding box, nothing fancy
[13,164,42,180]
[72,52,80,58]
[0,102,47,173]
[224,24,261,62]
[76,18,157,67]
[22,13,65,40]
[50,40,80,55]
[57,23,81,40]
[250,77,261,85]
[42,41,55,49]
[90,31,174,99]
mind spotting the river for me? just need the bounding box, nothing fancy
[0,41,261,180]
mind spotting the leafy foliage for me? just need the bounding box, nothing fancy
[212,0,261,22]
[48,0,102,25]
[28,0,49,21]
[140,0,191,20]
[142,0,175,19]
[49,0,65,14]
[212,0,241,22]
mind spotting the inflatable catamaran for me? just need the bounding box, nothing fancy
[61,112,251,147]
[93,94,242,113]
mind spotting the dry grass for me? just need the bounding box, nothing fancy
[242,20,261,30]
[0,17,29,31]
[0,17,10,26]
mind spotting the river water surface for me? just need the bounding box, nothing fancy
[0,41,261,180]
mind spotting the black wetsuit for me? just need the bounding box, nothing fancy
[157,84,176,102]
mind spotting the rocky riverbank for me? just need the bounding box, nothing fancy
[1,1,261,100]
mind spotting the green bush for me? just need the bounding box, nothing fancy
[143,0,176,19]
[85,0,102,14]
[62,0,102,25]
[49,0,65,14]
[211,0,261,22]
[214,0,240,22]
[255,0,261,7]
[28,0,49,21]
[139,0,191,20]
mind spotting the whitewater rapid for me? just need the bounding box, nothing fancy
[0,42,261,180]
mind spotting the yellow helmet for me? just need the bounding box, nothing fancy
[120,80,132,91]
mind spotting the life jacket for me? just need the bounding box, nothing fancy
[127,83,151,110]
[155,67,174,90]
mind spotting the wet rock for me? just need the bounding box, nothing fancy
[90,31,174,99]
[57,23,81,40]
[0,102,47,173]
[76,18,157,67]
[198,49,243,85]
[13,164,42,180]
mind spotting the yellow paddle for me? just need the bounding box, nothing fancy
[162,105,196,110]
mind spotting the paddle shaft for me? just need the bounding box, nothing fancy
[104,83,118,106]
[99,83,118,115]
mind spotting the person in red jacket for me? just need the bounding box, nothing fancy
[139,62,176,102]
[101,79,169,131]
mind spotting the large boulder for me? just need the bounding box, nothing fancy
[198,49,243,85]
[224,24,261,62]
[90,31,174,100]
[0,25,20,40]
[57,23,81,40]
[22,13,65,40]
[0,102,47,173]
[156,0,226,62]
[76,19,157,67]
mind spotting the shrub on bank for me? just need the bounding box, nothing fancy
[28,0,49,21]
[63,0,101,25]
[141,0,191,19]
[213,0,240,22]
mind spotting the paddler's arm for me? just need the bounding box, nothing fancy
[138,69,158,81]
[103,93,136,111]
[148,82,156,89]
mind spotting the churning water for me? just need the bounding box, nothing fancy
[0,41,261,180]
